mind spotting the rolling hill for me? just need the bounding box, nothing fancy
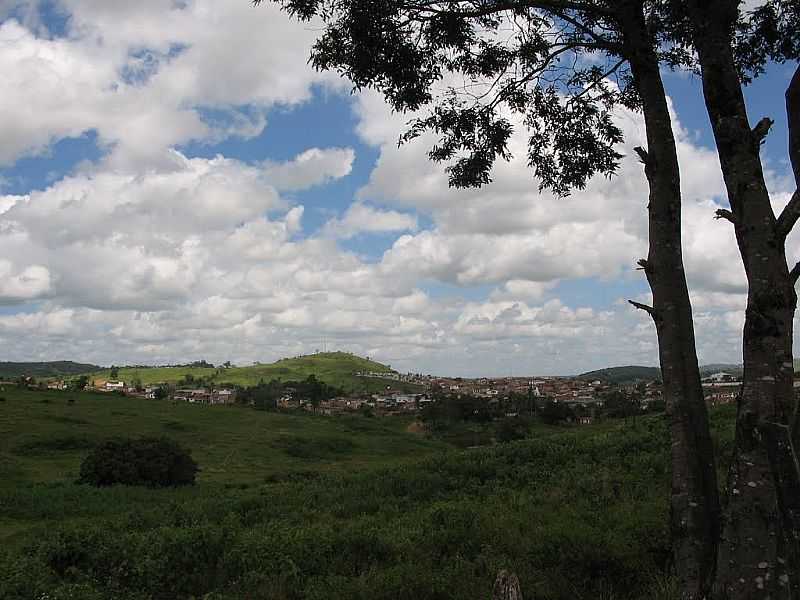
[576,365,661,384]
[81,352,420,394]
[579,363,746,384]
[0,361,101,380]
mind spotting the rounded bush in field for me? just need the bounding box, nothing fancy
[78,437,199,488]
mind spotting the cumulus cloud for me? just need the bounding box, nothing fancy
[0,1,340,169]
[0,1,794,375]
[322,202,418,239]
[264,147,355,192]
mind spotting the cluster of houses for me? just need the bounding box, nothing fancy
[33,366,771,418]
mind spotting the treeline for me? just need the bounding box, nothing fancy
[237,375,343,411]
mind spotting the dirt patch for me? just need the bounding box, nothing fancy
[405,420,427,435]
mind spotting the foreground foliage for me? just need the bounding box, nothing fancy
[0,388,737,599]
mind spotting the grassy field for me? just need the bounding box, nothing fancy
[0,383,737,600]
[80,351,421,394]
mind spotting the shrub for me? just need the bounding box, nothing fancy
[78,437,199,488]
[495,417,528,443]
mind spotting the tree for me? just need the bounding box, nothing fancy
[109,366,119,380]
[78,437,199,488]
[672,2,800,597]
[262,1,719,595]
[72,375,89,391]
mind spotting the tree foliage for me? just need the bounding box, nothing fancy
[78,437,199,488]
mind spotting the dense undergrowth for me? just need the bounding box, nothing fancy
[0,386,736,600]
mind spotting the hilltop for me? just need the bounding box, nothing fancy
[576,365,661,384]
[0,361,101,380]
[82,352,419,394]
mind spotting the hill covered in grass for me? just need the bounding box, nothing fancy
[84,352,418,393]
[0,383,738,600]
[0,361,101,380]
[577,365,661,384]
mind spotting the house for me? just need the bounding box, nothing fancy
[105,381,125,391]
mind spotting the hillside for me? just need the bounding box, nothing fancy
[0,383,739,600]
[0,361,101,380]
[576,365,661,384]
[82,352,419,394]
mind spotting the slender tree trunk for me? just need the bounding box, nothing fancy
[685,2,800,598]
[618,4,721,597]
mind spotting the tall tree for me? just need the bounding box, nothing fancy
[674,1,800,597]
[260,1,719,596]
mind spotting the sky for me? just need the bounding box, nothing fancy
[0,1,797,376]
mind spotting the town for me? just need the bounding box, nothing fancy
[6,363,754,426]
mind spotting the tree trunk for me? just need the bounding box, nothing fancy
[684,2,800,598]
[618,4,721,598]
[492,571,523,600]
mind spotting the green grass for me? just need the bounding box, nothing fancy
[0,386,445,490]
[0,383,737,600]
[80,351,420,394]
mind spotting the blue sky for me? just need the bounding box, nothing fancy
[0,1,796,375]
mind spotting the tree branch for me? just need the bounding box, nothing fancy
[776,189,800,240]
[628,299,655,318]
[633,146,648,164]
[714,208,736,224]
[752,116,774,147]
[788,64,800,188]
[790,261,800,285]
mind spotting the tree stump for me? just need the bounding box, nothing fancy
[492,570,523,600]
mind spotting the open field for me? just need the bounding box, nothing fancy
[0,385,444,488]
[79,351,422,394]
[0,383,737,600]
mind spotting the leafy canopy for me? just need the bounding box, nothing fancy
[261,0,798,196]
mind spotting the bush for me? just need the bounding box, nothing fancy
[495,417,528,443]
[78,437,199,488]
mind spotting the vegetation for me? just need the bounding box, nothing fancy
[0,383,739,599]
[0,361,100,380]
[81,352,420,395]
[577,366,661,385]
[261,1,726,595]
[78,437,199,488]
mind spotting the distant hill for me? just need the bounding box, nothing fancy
[0,361,101,380]
[579,363,747,384]
[577,366,661,384]
[82,352,420,394]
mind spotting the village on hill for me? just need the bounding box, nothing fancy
[1,354,751,424]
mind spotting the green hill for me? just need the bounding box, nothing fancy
[577,365,661,384]
[0,383,739,600]
[0,361,101,380]
[82,352,418,393]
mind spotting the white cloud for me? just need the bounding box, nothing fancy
[0,260,51,302]
[322,202,418,239]
[265,147,355,192]
[0,1,341,169]
[0,2,793,375]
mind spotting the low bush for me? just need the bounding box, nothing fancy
[78,437,199,488]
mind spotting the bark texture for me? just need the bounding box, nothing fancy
[491,570,523,600]
[685,2,800,598]
[618,3,720,597]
